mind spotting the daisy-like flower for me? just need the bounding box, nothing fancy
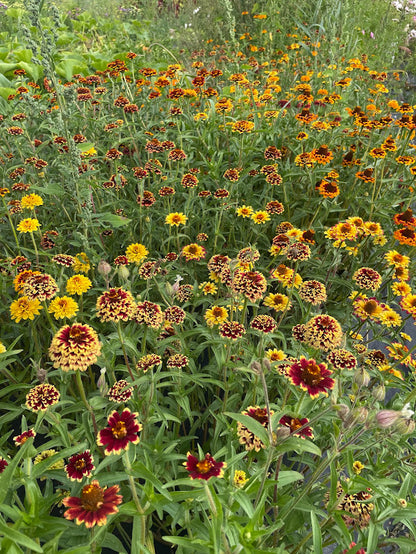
[65,450,95,481]
[107,380,133,403]
[17,218,41,233]
[270,264,302,288]
[251,210,270,224]
[279,415,314,439]
[286,242,311,261]
[73,253,91,273]
[14,429,36,446]
[25,383,60,412]
[181,243,206,261]
[352,294,383,321]
[400,294,416,318]
[232,270,267,302]
[20,193,43,210]
[304,314,343,351]
[232,120,254,133]
[204,306,228,327]
[62,480,122,528]
[97,409,142,455]
[22,273,58,302]
[0,457,8,473]
[49,323,101,372]
[48,296,79,320]
[96,288,136,323]
[219,320,246,340]
[134,301,164,328]
[236,205,254,218]
[184,452,226,480]
[385,250,410,268]
[289,357,334,398]
[136,353,162,373]
[237,406,272,452]
[33,449,64,470]
[250,314,277,334]
[352,267,382,291]
[166,354,189,369]
[393,228,416,246]
[125,243,148,264]
[66,275,92,295]
[200,282,218,295]
[10,296,42,322]
[0,341,5,354]
[165,212,187,226]
[299,280,327,305]
[52,254,76,267]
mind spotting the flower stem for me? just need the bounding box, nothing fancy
[74,370,98,437]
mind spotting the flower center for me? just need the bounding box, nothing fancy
[363,300,378,314]
[196,459,212,474]
[111,421,127,439]
[74,459,86,470]
[252,408,268,424]
[80,483,104,512]
[302,362,323,385]
[290,418,302,431]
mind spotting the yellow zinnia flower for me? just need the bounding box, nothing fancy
[125,243,148,264]
[66,275,92,295]
[165,212,188,226]
[17,218,41,233]
[10,296,43,322]
[20,194,43,210]
[48,296,79,320]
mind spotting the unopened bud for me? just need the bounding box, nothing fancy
[36,367,47,383]
[97,368,108,396]
[334,404,350,421]
[375,409,400,428]
[352,406,368,424]
[372,384,385,401]
[98,260,112,277]
[395,417,415,435]
[250,361,262,374]
[118,265,130,281]
[397,498,408,508]
[274,426,291,440]
[354,367,370,387]
[262,358,272,371]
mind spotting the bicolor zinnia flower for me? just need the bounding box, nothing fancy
[22,273,58,302]
[107,380,133,403]
[48,296,79,320]
[299,280,327,305]
[164,305,186,325]
[304,314,343,351]
[0,457,8,473]
[136,353,162,373]
[65,450,95,481]
[184,452,226,480]
[97,409,142,455]
[49,323,101,372]
[232,270,267,302]
[62,480,122,528]
[288,357,335,398]
[352,267,382,291]
[96,288,136,323]
[166,354,189,369]
[327,349,357,371]
[14,429,36,446]
[250,314,277,334]
[25,383,60,412]
[237,406,272,452]
[10,296,43,322]
[219,320,246,340]
[279,415,313,439]
[134,301,164,328]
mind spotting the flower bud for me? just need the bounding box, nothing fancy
[36,367,47,383]
[262,358,272,371]
[352,407,368,424]
[372,384,385,401]
[397,498,408,508]
[395,417,415,435]
[98,260,112,277]
[354,367,370,387]
[97,368,108,396]
[250,361,262,374]
[334,404,350,421]
[274,426,291,440]
[375,409,400,428]
[118,265,130,281]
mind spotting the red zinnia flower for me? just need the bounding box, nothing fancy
[279,415,314,439]
[184,452,226,480]
[288,357,335,398]
[250,314,277,334]
[136,353,162,373]
[14,429,36,446]
[232,270,267,302]
[219,320,246,340]
[97,409,142,455]
[164,306,186,325]
[65,450,95,481]
[107,380,133,403]
[134,301,164,328]
[0,457,8,473]
[96,287,136,322]
[62,480,122,528]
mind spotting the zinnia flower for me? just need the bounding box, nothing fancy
[17,218,41,233]
[20,193,43,210]
[232,270,267,302]
[352,267,382,291]
[219,320,246,340]
[49,323,101,372]
[181,243,206,261]
[22,273,58,302]
[250,314,277,334]
[165,212,188,226]
[303,314,343,351]
[10,296,42,322]
[14,429,36,446]
[279,415,313,439]
[184,452,226,480]
[62,480,122,528]
[136,353,162,373]
[107,380,133,403]
[204,306,228,327]
[48,296,79,320]
[134,301,164,328]
[0,457,8,473]
[125,243,148,263]
[96,287,136,322]
[25,383,60,412]
[66,275,92,295]
[288,357,335,398]
[65,450,95,481]
[237,406,272,452]
[97,409,142,455]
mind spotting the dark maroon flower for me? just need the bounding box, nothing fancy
[279,415,314,439]
[65,450,95,481]
[184,452,226,480]
[97,409,142,455]
[288,357,335,398]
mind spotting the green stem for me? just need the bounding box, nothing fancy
[75,371,98,437]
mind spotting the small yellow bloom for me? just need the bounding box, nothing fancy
[73,252,91,273]
[17,218,41,233]
[265,348,286,362]
[236,205,253,218]
[48,296,79,320]
[66,274,92,295]
[204,306,228,327]
[126,243,148,264]
[251,210,270,224]
[233,470,249,488]
[0,341,6,354]
[10,296,43,322]
[199,282,218,295]
[352,461,364,475]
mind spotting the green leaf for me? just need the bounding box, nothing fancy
[0,520,43,553]
[18,62,43,82]
[311,511,322,552]
[275,470,304,488]
[225,412,269,447]
[0,87,16,99]
[276,437,321,457]
[93,213,132,228]
[130,461,172,500]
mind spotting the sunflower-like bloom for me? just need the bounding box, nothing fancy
[49,323,101,372]
[62,480,122,528]
[97,409,142,455]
